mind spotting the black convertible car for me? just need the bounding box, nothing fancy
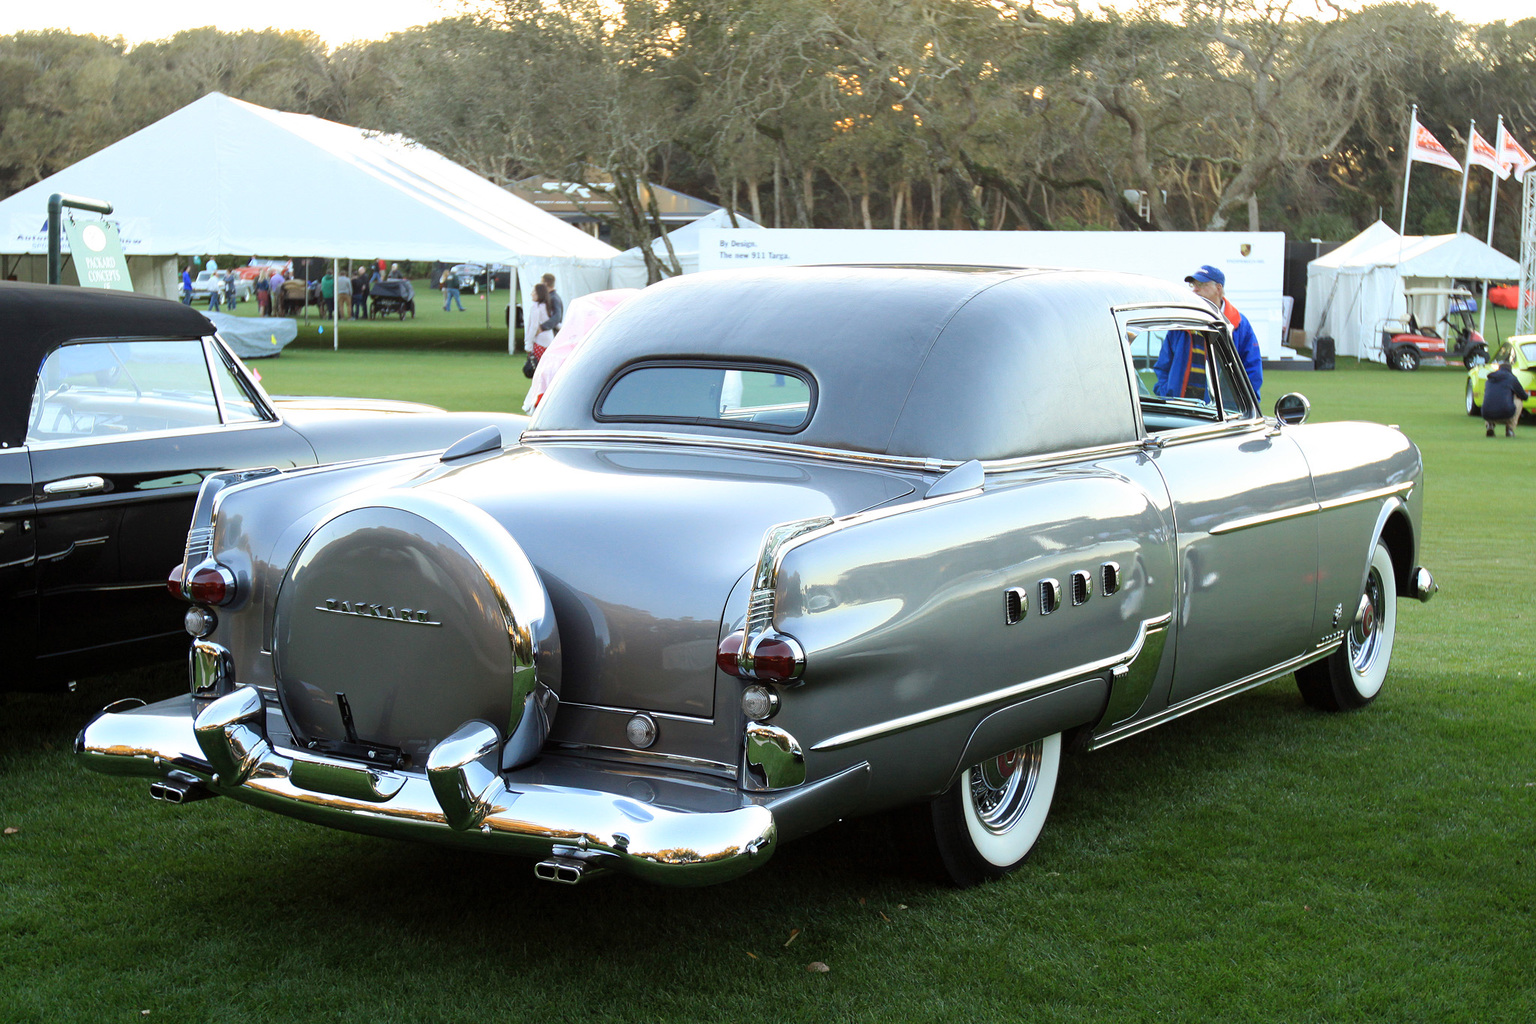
[0,282,523,688]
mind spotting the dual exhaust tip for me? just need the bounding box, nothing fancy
[148,771,214,804]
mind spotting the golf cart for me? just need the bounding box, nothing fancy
[1376,286,1489,370]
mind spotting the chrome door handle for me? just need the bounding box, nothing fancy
[43,475,107,496]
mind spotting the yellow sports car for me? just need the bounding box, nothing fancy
[1467,336,1536,417]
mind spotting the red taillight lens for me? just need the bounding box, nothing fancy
[716,631,745,675]
[186,563,236,606]
[750,635,802,681]
[167,563,186,599]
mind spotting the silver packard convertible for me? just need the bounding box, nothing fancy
[78,266,1436,887]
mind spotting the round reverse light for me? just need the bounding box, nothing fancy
[184,606,217,637]
[626,713,657,749]
[741,685,779,722]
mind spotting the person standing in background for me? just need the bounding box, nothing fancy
[441,269,465,311]
[539,273,564,334]
[336,270,352,320]
[320,270,335,317]
[180,266,193,305]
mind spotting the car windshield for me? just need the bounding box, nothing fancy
[596,363,814,433]
[1520,342,1536,363]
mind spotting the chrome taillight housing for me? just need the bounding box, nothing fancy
[716,629,805,682]
[169,561,237,606]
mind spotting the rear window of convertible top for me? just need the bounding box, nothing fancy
[594,361,815,433]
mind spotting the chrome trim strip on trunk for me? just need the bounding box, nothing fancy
[1087,644,1341,751]
[810,614,1173,751]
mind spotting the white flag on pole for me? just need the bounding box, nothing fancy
[1410,118,1463,173]
[1468,127,1509,179]
[1496,122,1536,175]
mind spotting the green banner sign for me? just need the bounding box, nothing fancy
[63,218,133,291]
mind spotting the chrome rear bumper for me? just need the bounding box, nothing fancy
[76,686,776,886]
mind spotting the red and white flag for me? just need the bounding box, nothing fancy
[1496,122,1536,175]
[1468,127,1510,179]
[1410,118,1463,173]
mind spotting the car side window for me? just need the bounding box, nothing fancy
[596,362,815,433]
[1127,326,1228,430]
[26,339,222,443]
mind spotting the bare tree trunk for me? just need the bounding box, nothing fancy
[893,180,905,230]
[1246,194,1260,231]
[801,167,816,226]
[931,174,942,229]
[748,179,763,225]
[859,167,873,229]
[772,154,783,228]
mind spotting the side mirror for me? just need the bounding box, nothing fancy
[1274,393,1310,426]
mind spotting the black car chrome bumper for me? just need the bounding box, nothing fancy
[76,687,776,886]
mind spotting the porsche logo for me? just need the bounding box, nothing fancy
[1240,243,1252,257]
[316,598,441,626]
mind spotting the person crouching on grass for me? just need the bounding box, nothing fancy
[1482,361,1528,438]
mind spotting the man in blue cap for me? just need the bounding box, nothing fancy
[1153,264,1264,402]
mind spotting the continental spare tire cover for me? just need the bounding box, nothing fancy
[273,491,559,770]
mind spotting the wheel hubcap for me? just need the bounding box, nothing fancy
[970,740,1044,835]
[1349,568,1384,674]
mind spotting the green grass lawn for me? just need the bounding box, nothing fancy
[2,355,1533,1023]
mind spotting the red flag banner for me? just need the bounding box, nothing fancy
[1410,119,1463,173]
[1496,122,1536,175]
[1469,128,1510,179]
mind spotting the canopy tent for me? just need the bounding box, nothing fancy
[608,208,762,289]
[1305,222,1520,361]
[0,92,618,347]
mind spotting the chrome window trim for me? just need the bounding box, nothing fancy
[204,334,277,424]
[1209,482,1414,536]
[810,613,1173,751]
[522,429,1154,477]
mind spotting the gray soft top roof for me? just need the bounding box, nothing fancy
[530,265,1218,462]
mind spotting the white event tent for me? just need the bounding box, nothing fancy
[1305,221,1520,361]
[608,208,762,289]
[0,93,618,348]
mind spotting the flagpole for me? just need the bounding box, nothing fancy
[1399,104,1418,237]
[1481,115,1505,339]
[1456,118,1475,235]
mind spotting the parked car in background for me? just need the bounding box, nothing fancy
[1,282,526,689]
[191,270,252,304]
[1466,336,1536,417]
[79,267,1435,888]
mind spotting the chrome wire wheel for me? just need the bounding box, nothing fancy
[1296,538,1396,712]
[1348,566,1385,686]
[930,732,1062,886]
[969,743,1045,836]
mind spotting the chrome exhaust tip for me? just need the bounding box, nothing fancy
[534,855,593,885]
[149,770,214,804]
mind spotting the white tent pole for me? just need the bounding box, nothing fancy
[1455,118,1475,235]
[333,257,339,351]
